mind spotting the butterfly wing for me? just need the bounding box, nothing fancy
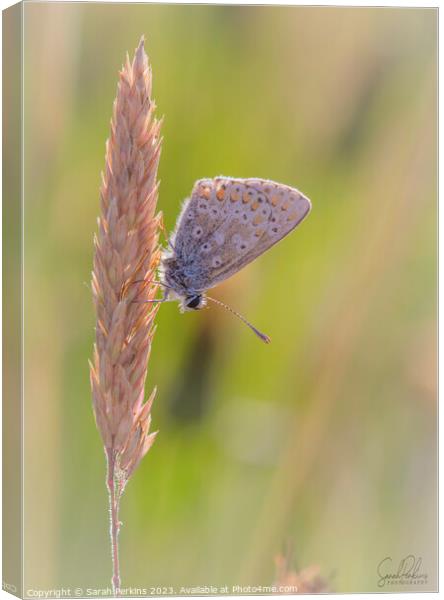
[171,177,311,292]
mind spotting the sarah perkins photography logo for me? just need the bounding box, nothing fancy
[377,555,428,588]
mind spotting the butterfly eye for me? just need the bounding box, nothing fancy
[186,295,202,309]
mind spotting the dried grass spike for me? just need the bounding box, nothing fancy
[90,36,162,595]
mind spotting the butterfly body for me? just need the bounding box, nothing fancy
[159,254,207,311]
[159,176,311,321]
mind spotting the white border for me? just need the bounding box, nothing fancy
[0,2,439,599]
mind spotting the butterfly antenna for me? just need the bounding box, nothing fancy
[206,295,271,344]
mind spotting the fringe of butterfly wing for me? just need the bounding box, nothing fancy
[89,36,162,595]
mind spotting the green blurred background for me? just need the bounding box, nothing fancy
[21,3,436,594]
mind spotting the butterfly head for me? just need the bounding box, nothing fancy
[182,294,207,312]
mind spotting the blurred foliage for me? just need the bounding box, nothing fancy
[21,4,436,593]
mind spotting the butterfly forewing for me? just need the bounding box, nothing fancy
[170,177,311,292]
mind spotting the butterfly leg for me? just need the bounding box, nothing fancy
[120,276,176,302]
[131,298,165,304]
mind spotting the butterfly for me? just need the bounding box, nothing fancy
[153,177,311,343]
